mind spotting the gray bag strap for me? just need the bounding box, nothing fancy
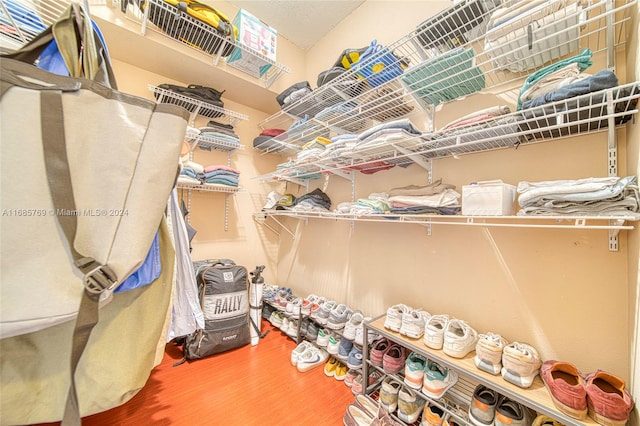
[40,90,118,425]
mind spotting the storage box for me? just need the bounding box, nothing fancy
[461,180,516,216]
[227,9,277,77]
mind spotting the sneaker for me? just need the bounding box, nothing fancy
[296,345,329,373]
[382,344,407,374]
[279,293,295,311]
[291,341,313,366]
[337,338,354,362]
[316,300,336,325]
[289,298,302,318]
[468,385,498,426]
[443,319,478,358]
[475,332,508,375]
[334,363,348,381]
[502,342,542,388]
[397,385,425,424]
[400,309,430,339]
[300,318,309,336]
[327,334,341,355]
[354,316,374,346]
[300,294,318,316]
[344,368,359,388]
[286,297,300,314]
[280,317,290,333]
[351,373,364,395]
[346,346,363,369]
[309,296,326,320]
[369,369,384,386]
[285,319,299,339]
[370,338,391,367]
[316,327,331,347]
[532,415,564,426]
[324,356,340,377]
[585,369,634,425]
[305,321,319,341]
[422,360,459,399]
[424,314,449,349]
[404,352,427,390]
[379,376,402,412]
[343,310,364,340]
[343,404,376,426]
[494,396,534,426]
[353,394,379,418]
[269,310,285,327]
[422,403,445,426]
[327,303,353,330]
[384,304,411,332]
[540,360,587,419]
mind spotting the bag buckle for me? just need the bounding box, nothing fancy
[82,263,118,295]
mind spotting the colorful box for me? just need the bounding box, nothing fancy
[226,9,277,78]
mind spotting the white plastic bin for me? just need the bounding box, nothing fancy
[462,180,516,216]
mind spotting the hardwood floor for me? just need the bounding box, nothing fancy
[34,320,355,426]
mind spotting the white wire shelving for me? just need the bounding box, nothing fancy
[256,0,636,155]
[121,0,290,88]
[149,84,248,126]
[176,180,241,193]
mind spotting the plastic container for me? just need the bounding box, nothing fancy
[461,180,516,216]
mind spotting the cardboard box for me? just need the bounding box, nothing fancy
[227,9,277,77]
[461,180,517,216]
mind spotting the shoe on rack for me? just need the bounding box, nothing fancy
[300,294,318,316]
[309,296,326,320]
[382,344,407,374]
[269,310,285,328]
[305,321,319,341]
[343,404,377,426]
[370,338,391,367]
[424,314,450,350]
[337,337,354,362]
[285,319,299,339]
[443,319,478,358]
[343,310,364,341]
[502,342,542,389]
[540,360,587,420]
[475,332,508,375]
[316,300,336,326]
[324,356,340,377]
[291,341,313,366]
[347,346,363,370]
[286,296,301,315]
[532,415,564,426]
[296,345,329,373]
[585,369,634,425]
[494,395,535,426]
[397,385,426,424]
[280,317,290,333]
[354,316,374,346]
[316,327,331,347]
[422,360,459,399]
[380,376,402,412]
[421,403,445,426]
[344,368,359,388]
[468,384,498,426]
[384,304,411,332]
[353,394,379,418]
[400,309,430,339]
[334,363,348,381]
[351,373,364,395]
[327,303,353,330]
[404,352,427,390]
[327,333,342,355]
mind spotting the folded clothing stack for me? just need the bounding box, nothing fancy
[198,121,240,149]
[203,165,240,187]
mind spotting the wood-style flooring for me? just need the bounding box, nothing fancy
[34,320,355,426]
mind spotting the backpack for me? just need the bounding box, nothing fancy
[175,259,250,364]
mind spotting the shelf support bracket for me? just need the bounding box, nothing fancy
[609,219,624,252]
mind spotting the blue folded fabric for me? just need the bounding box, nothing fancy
[114,231,161,293]
[521,70,619,109]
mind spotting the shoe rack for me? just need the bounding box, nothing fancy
[361,314,600,426]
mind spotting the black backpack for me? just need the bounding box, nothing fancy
[156,83,226,118]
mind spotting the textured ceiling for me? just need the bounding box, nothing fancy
[227,0,366,51]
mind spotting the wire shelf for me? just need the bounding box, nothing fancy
[257,0,635,154]
[149,84,248,125]
[256,82,639,182]
[123,0,289,87]
[176,181,241,193]
[194,129,244,152]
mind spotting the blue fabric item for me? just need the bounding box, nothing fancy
[203,170,240,178]
[353,39,405,87]
[114,231,161,293]
[521,70,619,109]
[3,0,46,38]
[180,168,199,179]
[36,19,111,76]
[205,177,239,186]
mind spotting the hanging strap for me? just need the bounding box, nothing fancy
[249,302,269,339]
[40,90,118,425]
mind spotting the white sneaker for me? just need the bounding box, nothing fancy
[475,332,508,375]
[354,316,374,346]
[327,333,341,355]
[291,341,313,366]
[423,314,449,349]
[316,300,336,325]
[400,309,430,339]
[297,345,329,373]
[286,319,299,339]
[422,360,459,399]
[343,310,364,340]
[384,304,411,332]
[501,342,541,388]
[300,294,318,316]
[443,319,478,358]
[316,328,331,347]
[280,317,290,333]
